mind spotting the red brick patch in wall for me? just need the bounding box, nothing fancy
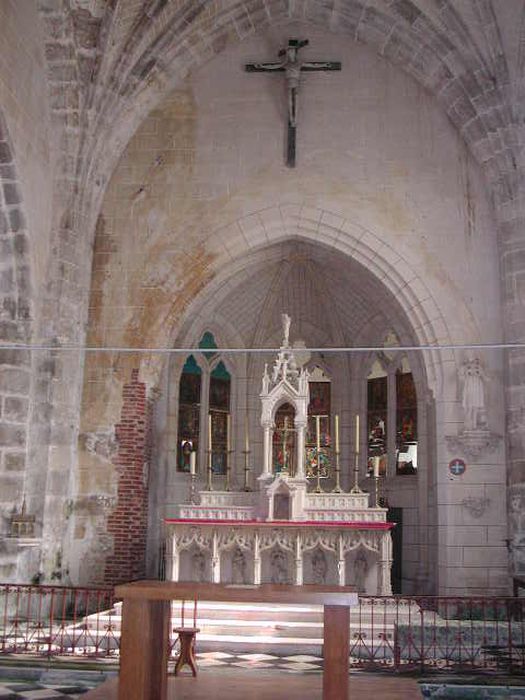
[104,369,153,586]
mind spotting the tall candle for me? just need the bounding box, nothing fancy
[355,414,360,454]
[190,451,196,475]
[208,414,213,451]
[245,416,250,452]
[335,414,340,453]
[226,413,231,452]
[316,415,321,453]
[373,456,380,478]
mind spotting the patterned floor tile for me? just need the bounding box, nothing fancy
[281,655,322,662]
[0,682,90,700]
[12,691,65,699]
[195,659,229,667]
[276,662,320,671]
[237,654,279,661]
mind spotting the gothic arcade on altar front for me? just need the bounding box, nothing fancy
[164,316,394,595]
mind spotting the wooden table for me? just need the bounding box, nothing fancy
[115,581,358,700]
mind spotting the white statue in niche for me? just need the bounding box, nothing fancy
[461,357,488,430]
[270,549,288,584]
[232,547,247,584]
[353,549,368,594]
[311,549,327,584]
[191,550,206,582]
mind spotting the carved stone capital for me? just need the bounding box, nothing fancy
[461,496,491,519]
[445,429,502,461]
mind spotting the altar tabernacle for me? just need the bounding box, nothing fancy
[165,316,394,595]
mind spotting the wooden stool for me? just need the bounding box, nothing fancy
[173,626,200,676]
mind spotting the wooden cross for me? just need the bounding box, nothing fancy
[245,39,341,167]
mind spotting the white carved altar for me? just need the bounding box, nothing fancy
[166,316,393,595]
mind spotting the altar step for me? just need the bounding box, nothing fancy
[81,599,417,657]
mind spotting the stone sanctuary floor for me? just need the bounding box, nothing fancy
[0,655,423,699]
[83,670,423,700]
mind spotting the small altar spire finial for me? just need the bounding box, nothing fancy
[262,363,270,393]
[282,313,291,347]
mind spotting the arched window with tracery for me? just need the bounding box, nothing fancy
[176,332,233,476]
[395,357,417,475]
[177,355,202,472]
[367,358,388,477]
[366,334,418,478]
[305,366,332,479]
[209,360,231,475]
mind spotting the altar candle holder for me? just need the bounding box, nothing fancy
[313,448,324,493]
[375,473,380,507]
[313,415,323,493]
[225,450,234,492]
[242,449,252,491]
[206,449,213,491]
[350,449,364,494]
[332,448,343,493]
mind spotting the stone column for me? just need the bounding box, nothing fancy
[295,420,306,478]
[168,533,179,582]
[261,423,273,477]
[378,532,393,595]
[253,531,261,585]
[294,533,303,585]
[337,534,345,586]
[212,531,220,583]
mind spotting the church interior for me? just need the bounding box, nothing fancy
[1,0,525,697]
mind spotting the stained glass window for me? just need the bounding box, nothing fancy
[305,369,331,479]
[199,331,218,361]
[210,361,231,475]
[367,359,388,477]
[396,358,418,475]
[177,355,201,472]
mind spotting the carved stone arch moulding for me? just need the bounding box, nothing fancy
[302,531,338,554]
[258,528,296,553]
[176,526,213,551]
[341,531,380,554]
[217,529,253,551]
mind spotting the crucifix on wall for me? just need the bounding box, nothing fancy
[245,39,342,167]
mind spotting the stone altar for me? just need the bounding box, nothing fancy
[165,316,393,595]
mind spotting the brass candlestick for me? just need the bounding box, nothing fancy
[313,446,323,493]
[332,449,343,493]
[206,449,213,491]
[350,449,364,494]
[242,449,252,491]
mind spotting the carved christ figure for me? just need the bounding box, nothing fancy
[245,40,341,167]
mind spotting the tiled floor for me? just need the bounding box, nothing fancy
[0,652,324,699]
[0,681,97,700]
[83,672,423,699]
[195,651,323,673]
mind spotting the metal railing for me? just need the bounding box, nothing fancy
[1,584,524,673]
[350,596,525,673]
